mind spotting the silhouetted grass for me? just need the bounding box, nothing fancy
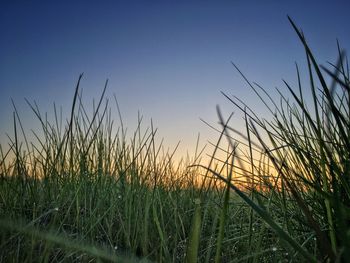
[0,74,261,262]
[205,17,350,262]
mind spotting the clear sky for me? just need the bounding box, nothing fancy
[1,1,349,161]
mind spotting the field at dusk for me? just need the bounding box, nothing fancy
[1,1,350,262]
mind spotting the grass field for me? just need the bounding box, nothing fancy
[1,18,349,262]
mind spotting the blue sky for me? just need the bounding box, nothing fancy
[1,1,349,160]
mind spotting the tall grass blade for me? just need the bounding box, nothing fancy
[185,198,202,263]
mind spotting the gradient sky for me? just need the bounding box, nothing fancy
[1,1,349,161]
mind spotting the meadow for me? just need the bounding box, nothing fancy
[1,18,349,262]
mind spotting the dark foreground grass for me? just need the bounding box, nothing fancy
[1,18,349,262]
[0,113,281,263]
[0,77,283,262]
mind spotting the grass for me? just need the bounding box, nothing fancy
[209,17,350,262]
[0,17,349,262]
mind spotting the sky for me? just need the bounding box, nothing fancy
[1,1,349,162]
